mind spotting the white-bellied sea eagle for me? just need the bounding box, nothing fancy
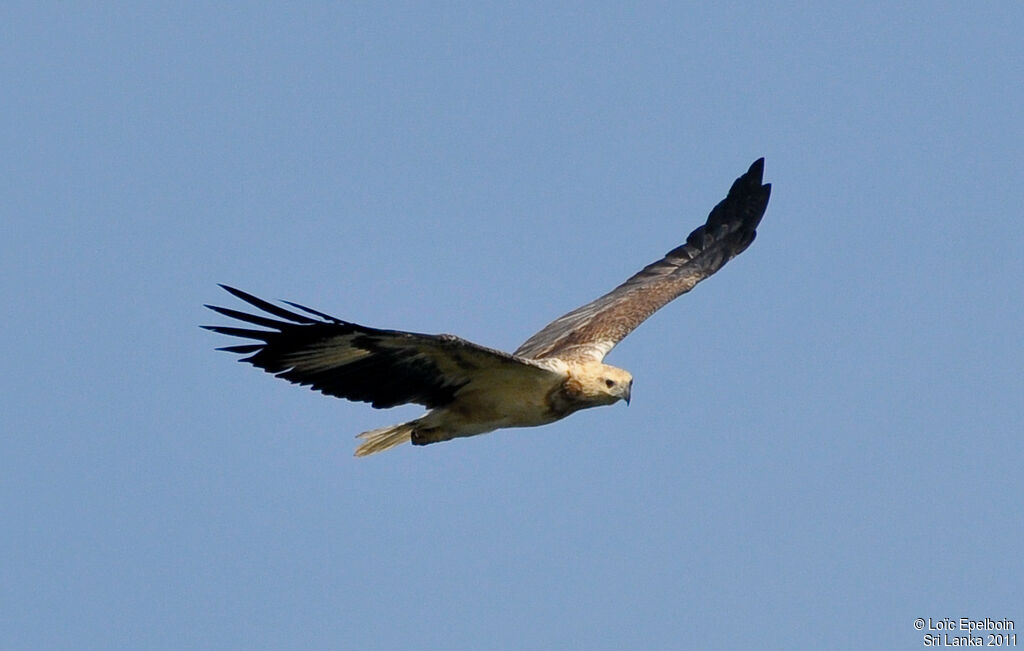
[204,159,771,456]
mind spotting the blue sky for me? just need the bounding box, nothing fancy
[3,3,1022,649]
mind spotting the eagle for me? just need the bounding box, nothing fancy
[204,158,771,456]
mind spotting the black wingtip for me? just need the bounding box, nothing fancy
[213,284,318,324]
[748,157,765,179]
[701,157,772,238]
[217,284,267,308]
[218,284,256,304]
[281,300,344,323]
[216,344,264,354]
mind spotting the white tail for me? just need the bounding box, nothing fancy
[354,419,420,457]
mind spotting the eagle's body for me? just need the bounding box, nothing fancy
[205,159,771,456]
[357,358,628,457]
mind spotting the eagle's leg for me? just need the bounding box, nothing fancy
[410,425,454,447]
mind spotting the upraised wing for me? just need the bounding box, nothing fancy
[204,285,561,409]
[514,158,771,363]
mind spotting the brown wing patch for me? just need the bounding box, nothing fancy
[515,158,771,362]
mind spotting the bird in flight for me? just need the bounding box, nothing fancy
[205,158,771,456]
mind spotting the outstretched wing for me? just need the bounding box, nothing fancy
[204,285,560,409]
[515,158,771,363]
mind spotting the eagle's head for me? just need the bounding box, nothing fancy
[572,363,633,406]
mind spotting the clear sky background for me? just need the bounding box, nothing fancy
[3,3,1022,650]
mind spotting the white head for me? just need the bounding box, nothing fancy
[572,362,633,406]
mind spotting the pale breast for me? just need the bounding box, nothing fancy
[448,363,568,429]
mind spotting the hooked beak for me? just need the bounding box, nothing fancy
[622,381,632,406]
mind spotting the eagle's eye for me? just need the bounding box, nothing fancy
[604,378,616,388]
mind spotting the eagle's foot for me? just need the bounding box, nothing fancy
[410,427,450,447]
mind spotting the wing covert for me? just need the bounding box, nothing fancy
[514,158,771,362]
[204,285,559,409]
